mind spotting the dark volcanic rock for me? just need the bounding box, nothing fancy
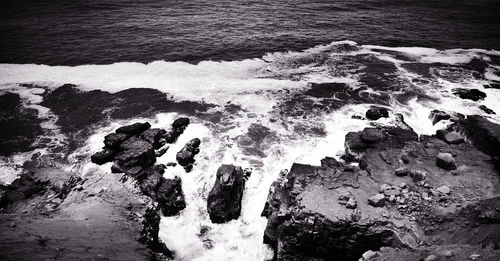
[90,148,117,165]
[114,137,156,171]
[452,88,486,101]
[361,128,387,143]
[365,107,389,120]
[0,92,44,156]
[479,105,496,115]
[139,128,166,149]
[104,133,131,148]
[484,82,500,89]
[164,117,190,143]
[429,110,451,125]
[155,176,186,216]
[116,122,151,135]
[139,206,173,257]
[176,138,201,171]
[207,165,246,223]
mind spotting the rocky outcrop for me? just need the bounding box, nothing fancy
[428,109,451,125]
[452,88,486,101]
[479,105,496,114]
[207,165,247,223]
[262,116,500,261]
[176,138,201,172]
[164,117,190,143]
[365,107,389,120]
[114,137,156,172]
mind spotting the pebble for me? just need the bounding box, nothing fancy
[424,254,438,261]
[436,185,451,195]
[361,250,379,260]
[368,193,386,207]
[469,254,480,260]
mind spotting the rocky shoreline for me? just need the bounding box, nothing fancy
[261,112,500,260]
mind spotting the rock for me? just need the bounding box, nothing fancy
[444,132,464,144]
[368,194,385,207]
[139,128,167,149]
[361,250,379,260]
[104,133,131,148]
[155,147,169,157]
[436,185,451,195]
[479,105,495,115]
[91,148,117,165]
[469,253,480,260]
[166,162,177,167]
[436,152,457,170]
[176,138,201,171]
[207,165,246,223]
[164,118,190,143]
[361,128,387,143]
[484,83,500,89]
[456,115,500,166]
[0,188,8,209]
[346,198,357,209]
[140,206,172,256]
[115,122,151,135]
[380,184,391,192]
[114,137,156,171]
[409,170,427,182]
[424,254,438,261]
[366,107,389,120]
[429,110,451,125]
[155,176,186,216]
[452,88,486,101]
[395,168,410,177]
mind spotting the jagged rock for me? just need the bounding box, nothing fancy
[429,110,451,125]
[91,148,117,165]
[114,137,156,171]
[456,115,500,164]
[164,117,190,143]
[479,105,495,115]
[207,165,246,223]
[176,138,201,171]
[155,176,186,216]
[368,194,385,207]
[365,107,389,120]
[139,128,166,149]
[139,206,172,256]
[346,198,357,209]
[115,122,151,135]
[361,250,379,260]
[444,131,464,144]
[103,133,130,148]
[436,152,457,170]
[452,88,486,101]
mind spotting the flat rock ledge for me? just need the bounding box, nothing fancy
[262,115,500,261]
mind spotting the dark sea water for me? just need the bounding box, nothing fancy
[1,0,500,65]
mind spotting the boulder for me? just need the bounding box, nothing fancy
[479,105,495,115]
[429,110,451,125]
[395,168,410,177]
[361,128,387,143]
[164,117,190,143]
[436,185,451,195]
[436,152,457,170]
[90,148,117,165]
[366,107,389,120]
[207,165,246,223]
[452,88,486,101]
[155,176,186,216]
[456,116,500,161]
[444,132,464,144]
[139,128,166,149]
[103,133,130,148]
[368,194,385,207]
[114,137,156,171]
[115,122,151,135]
[410,170,427,182]
[176,138,201,170]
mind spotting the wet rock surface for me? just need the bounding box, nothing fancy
[366,107,389,120]
[262,115,500,261]
[176,138,201,172]
[207,165,247,223]
[452,88,487,101]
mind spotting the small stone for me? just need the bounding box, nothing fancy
[436,185,451,195]
[368,194,385,207]
[401,154,410,164]
[424,254,438,261]
[444,250,454,257]
[338,192,351,201]
[346,198,357,209]
[444,132,464,144]
[361,250,379,260]
[395,168,410,177]
[399,182,407,189]
[436,152,457,170]
[469,254,480,260]
[388,195,396,203]
[384,188,401,196]
[380,184,391,192]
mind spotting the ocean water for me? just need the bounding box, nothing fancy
[1,1,500,261]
